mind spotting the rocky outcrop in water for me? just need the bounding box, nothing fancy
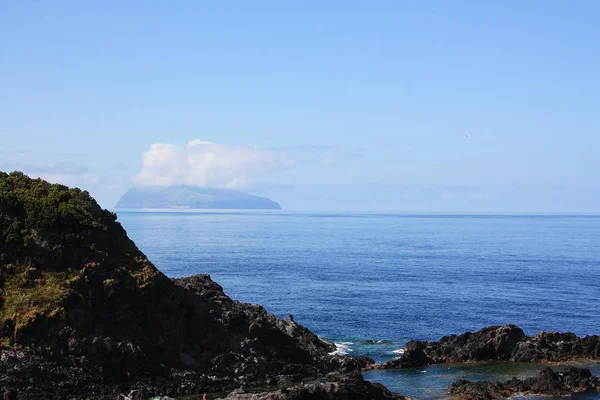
[0,172,395,399]
[448,367,599,399]
[219,373,404,400]
[380,325,600,369]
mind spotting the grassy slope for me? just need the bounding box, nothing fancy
[0,171,162,348]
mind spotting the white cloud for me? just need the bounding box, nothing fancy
[134,139,292,188]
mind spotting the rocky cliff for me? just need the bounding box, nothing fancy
[0,172,396,399]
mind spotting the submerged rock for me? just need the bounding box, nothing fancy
[448,367,600,399]
[380,325,600,369]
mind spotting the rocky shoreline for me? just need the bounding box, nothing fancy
[0,172,399,399]
[0,270,390,399]
[377,324,600,370]
[448,367,599,399]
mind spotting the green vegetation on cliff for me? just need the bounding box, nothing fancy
[0,171,114,251]
[0,171,162,346]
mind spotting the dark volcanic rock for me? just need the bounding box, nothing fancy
[512,331,600,362]
[219,373,405,400]
[378,340,431,369]
[448,367,600,399]
[448,380,508,400]
[381,325,600,369]
[0,172,387,399]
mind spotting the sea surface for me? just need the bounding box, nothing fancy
[116,211,600,399]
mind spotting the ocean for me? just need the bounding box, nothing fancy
[116,211,600,399]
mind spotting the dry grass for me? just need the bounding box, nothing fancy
[0,269,71,343]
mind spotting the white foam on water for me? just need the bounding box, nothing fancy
[391,348,405,355]
[329,342,354,356]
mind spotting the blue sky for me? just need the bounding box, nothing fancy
[1,1,599,212]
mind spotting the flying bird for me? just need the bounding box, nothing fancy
[464,134,471,138]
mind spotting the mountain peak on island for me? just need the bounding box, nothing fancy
[115,185,281,210]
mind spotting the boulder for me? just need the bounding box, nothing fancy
[448,367,600,399]
[380,325,600,369]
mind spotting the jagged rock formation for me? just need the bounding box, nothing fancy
[0,172,394,399]
[380,325,600,369]
[219,373,404,400]
[448,367,599,399]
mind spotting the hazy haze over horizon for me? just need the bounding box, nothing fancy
[1,1,598,212]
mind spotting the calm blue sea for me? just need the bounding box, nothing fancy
[116,211,600,399]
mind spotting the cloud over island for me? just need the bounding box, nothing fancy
[134,140,293,188]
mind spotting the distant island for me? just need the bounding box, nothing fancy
[115,185,281,209]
